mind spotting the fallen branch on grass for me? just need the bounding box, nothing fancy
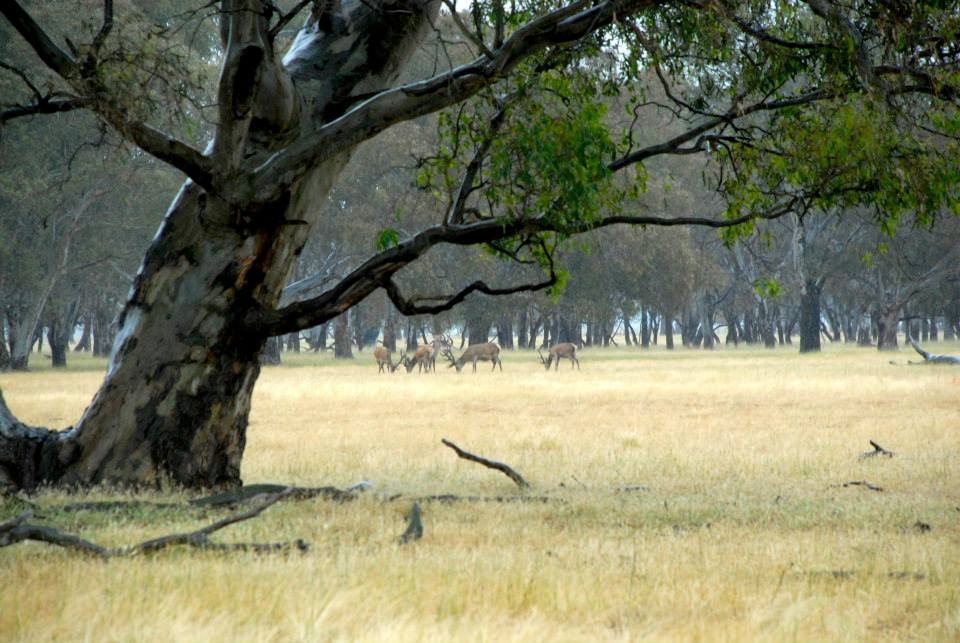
[908,335,960,365]
[441,438,530,488]
[398,502,423,544]
[859,440,895,460]
[0,489,307,556]
[840,480,884,492]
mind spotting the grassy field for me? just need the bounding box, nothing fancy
[1,341,958,642]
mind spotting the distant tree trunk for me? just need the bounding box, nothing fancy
[662,310,674,350]
[527,314,541,349]
[856,315,872,346]
[622,315,633,346]
[929,317,938,341]
[496,315,514,349]
[466,314,490,346]
[74,315,91,352]
[382,313,397,352]
[406,320,419,350]
[799,278,823,353]
[516,308,528,349]
[921,318,930,341]
[640,307,650,348]
[876,308,899,350]
[945,314,957,340]
[698,295,714,350]
[650,310,658,345]
[91,302,116,358]
[351,308,365,352]
[334,314,353,359]
[286,332,300,352]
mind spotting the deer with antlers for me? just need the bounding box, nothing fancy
[402,336,452,373]
[538,343,580,370]
[373,345,402,373]
[443,342,502,373]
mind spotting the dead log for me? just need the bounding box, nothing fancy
[0,489,307,556]
[398,502,423,544]
[908,335,960,364]
[859,440,895,460]
[441,438,530,488]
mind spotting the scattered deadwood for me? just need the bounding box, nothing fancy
[841,480,884,492]
[0,489,307,556]
[398,502,423,544]
[441,438,530,489]
[859,440,895,460]
[908,336,960,364]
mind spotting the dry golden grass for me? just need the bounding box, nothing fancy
[2,342,959,642]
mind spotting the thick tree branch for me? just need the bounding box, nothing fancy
[240,0,662,204]
[1,2,78,78]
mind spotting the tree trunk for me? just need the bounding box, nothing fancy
[876,308,900,350]
[334,314,353,359]
[496,315,514,349]
[260,337,282,365]
[663,310,674,350]
[698,295,714,350]
[799,278,823,353]
[382,313,397,352]
[74,315,91,352]
[466,313,490,346]
[516,308,528,349]
[640,307,650,348]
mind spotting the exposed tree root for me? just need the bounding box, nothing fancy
[859,440,895,460]
[441,438,530,488]
[0,489,307,556]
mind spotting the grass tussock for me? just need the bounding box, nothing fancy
[1,343,959,642]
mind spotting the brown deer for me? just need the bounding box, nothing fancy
[403,344,435,373]
[373,345,401,373]
[442,343,502,373]
[538,343,580,370]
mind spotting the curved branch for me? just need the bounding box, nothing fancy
[384,269,557,317]
[245,199,795,336]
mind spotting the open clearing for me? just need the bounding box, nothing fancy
[1,343,958,642]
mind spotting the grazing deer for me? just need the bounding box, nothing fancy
[373,345,401,373]
[442,342,502,373]
[403,344,435,373]
[538,343,580,370]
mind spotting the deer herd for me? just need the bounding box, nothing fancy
[373,337,579,374]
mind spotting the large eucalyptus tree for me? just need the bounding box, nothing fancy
[1,0,957,490]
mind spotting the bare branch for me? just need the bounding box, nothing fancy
[441,438,530,488]
[0,489,308,556]
[0,1,78,78]
[384,270,557,317]
[0,98,89,124]
[268,0,313,40]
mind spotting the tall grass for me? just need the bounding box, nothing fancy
[2,342,958,642]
